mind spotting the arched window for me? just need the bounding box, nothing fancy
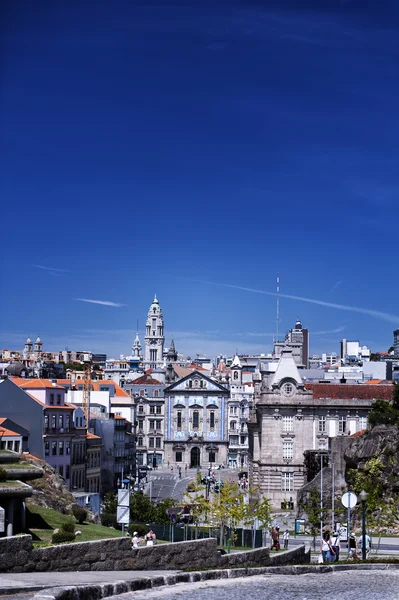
[154,389,159,397]
[234,371,238,380]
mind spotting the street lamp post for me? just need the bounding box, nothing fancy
[360,489,368,560]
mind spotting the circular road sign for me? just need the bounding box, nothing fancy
[341,491,357,509]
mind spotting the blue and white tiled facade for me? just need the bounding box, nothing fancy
[163,372,229,468]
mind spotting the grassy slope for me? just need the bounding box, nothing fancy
[27,505,122,544]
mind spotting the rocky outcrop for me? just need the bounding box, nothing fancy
[344,425,399,494]
[23,457,76,514]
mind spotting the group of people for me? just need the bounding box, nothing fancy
[131,529,157,548]
[320,530,371,562]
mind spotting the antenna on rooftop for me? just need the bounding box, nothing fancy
[276,273,280,343]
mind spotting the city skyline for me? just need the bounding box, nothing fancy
[1,285,396,360]
[1,1,398,358]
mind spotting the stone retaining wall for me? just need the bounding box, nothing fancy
[0,535,309,573]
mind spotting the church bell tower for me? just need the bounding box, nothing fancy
[144,295,165,370]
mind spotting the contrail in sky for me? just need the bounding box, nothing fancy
[189,280,399,325]
[75,298,125,307]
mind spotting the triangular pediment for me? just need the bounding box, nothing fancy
[164,370,229,393]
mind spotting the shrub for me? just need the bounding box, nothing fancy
[0,468,7,482]
[72,504,87,524]
[51,531,76,544]
[128,523,147,537]
[61,518,76,534]
[101,513,118,528]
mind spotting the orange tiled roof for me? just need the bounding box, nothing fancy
[87,432,101,439]
[350,429,367,438]
[0,424,20,437]
[131,374,162,385]
[363,379,389,385]
[305,383,393,401]
[12,378,65,391]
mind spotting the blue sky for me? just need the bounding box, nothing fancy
[1,0,398,359]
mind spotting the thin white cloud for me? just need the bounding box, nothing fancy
[312,326,346,336]
[75,298,125,307]
[33,264,69,273]
[329,280,343,293]
[188,280,399,325]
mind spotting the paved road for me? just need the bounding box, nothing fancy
[101,571,399,600]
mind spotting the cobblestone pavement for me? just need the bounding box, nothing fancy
[110,571,399,600]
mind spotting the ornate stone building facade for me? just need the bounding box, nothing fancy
[163,371,229,468]
[248,349,374,509]
[228,355,252,468]
[144,295,165,370]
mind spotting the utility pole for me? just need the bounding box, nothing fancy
[320,453,323,545]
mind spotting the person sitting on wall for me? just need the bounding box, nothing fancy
[145,529,157,546]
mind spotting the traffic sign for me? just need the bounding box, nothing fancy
[341,492,357,509]
[118,489,129,507]
[170,513,177,524]
[117,505,129,524]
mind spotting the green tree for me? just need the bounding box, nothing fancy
[301,486,322,550]
[130,491,155,523]
[209,480,241,546]
[368,397,399,428]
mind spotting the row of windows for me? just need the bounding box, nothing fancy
[87,477,100,493]
[49,393,62,405]
[148,437,162,448]
[44,414,71,430]
[137,404,162,413]
[229,435,247,445]
[72,469,85,489]
[229,421,246,431]
[87,451,101,468]
[279,416,368,434]
[0,440,20,452]
[176,410,215,430]
[229,406,247,416]
[59,464,70,479]
[138,389,160,397]
[45,440,71,456]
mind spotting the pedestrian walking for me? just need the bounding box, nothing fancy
[283,529,290,549]
[320,531,335,563]
[364,532,371,559]
[270,526,280,551]
[330,531,341,561]
[349,533,358,560]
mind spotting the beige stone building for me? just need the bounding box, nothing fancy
[248,349,374,509]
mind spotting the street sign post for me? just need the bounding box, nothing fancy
[117,487,130,535]
[341,492,357,558]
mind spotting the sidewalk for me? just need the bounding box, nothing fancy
[0,570,178,595]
